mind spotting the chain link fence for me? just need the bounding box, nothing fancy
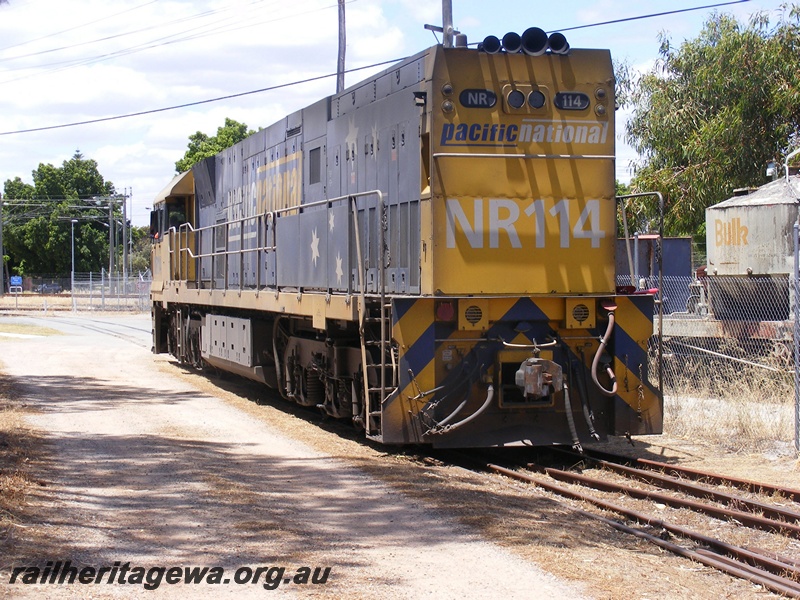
[2,271,152,313]
[627,274,797,453]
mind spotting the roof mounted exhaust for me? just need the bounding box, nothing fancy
[480,27,570,56]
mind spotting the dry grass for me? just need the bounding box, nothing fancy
[663,348,796,452]
[0,370,39,561]
[0,323,63,337]
[0,293,74,312]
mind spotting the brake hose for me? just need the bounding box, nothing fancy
[591,310,618,397]
[562,381,582,453]
[430,385,494,434]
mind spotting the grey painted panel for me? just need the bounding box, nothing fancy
[392,57,425,93]
[242,129,266,160]
[275,214,300,287]
[266,117,287,148]
[287,109,302,130]
[327,145,341,198]
[286,135,301,157]
[327,204,351,292]
[346,138,359,194]
[241,217,260,288]
[214,154,227,210]
[378,127,392,203]
[275,209,328,289]
[398,121,421,204]
[262,216,276,287]
[364,133,377,191]
[194,157,216,208]
[302,98,330,140]
[376,70,393,100]
[333,50,428,118]
[227,221,242,288]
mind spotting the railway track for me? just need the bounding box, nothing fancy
[461,447,800,598]
[24,314,152,348]
[165,364,800,598]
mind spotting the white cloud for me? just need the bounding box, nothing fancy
[0,0,784,225]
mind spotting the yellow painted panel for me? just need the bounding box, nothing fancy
[432,191,616,294]
[426,47,616,296]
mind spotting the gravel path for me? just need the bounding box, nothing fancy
[0,314,590,599]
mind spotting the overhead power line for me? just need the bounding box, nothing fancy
[553,0,751,33]
[0,1,351,84]
[0,58,406,136]
[0,0,159,53]
[0,0,755,137]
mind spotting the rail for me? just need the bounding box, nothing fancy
[165,190,386,297]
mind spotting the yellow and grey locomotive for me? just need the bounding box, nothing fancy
[151,26,662,448]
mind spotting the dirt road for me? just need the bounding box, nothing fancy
[0,313,589,599]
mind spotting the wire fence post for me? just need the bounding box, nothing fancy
[794,222,799,455]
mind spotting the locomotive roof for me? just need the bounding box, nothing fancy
[154,169,193,205]
[711,174,800,209]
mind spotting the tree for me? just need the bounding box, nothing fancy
[130,226,152,274]
[623,6,800,237]
[175,118,255,173]
[2,151,119,275]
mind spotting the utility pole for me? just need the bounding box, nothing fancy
[337,0,346,93]
[122,191,128,293]
[128,189,134,278]
[0,200,3,297]
[109,201,114,277]
[442,0,454,48]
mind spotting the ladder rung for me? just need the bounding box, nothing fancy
[368,387,398,394]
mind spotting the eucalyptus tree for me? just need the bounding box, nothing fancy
[622,5,800,237]
[175,118,255,173]
[2,151,117,275]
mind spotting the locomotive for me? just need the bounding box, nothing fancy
[150,26,663,448]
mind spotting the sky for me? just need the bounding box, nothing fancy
[0,0,789,226]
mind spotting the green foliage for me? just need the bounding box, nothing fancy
[1,151,119,275]
[174,118,255,173]
[623,5,800,235]
[130,226,152,274]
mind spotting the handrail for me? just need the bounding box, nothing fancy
[616,191,665,401]
[347,190,386,436]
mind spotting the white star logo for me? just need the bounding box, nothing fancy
[329,212,335,232]
[371,125,379,160]
[335,252,343,285]
[310,228,320,268]
[345,116,359,149]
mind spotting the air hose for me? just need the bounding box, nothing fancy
[591,309,618,397]
[562,381,582,453]
[572,359,600,441]
[430,385,494,434]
